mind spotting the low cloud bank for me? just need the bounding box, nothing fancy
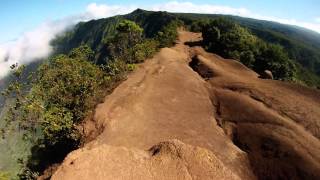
[0,3,134,79]
[0,19,75,78]
[1,1,320,79]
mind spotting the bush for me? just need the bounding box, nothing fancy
[1,45,111,177]
[127,64,137,71]
[103,58,127,78]
[108,20,159,64]
[190,20,210,32]
[2,19,163,178]
[68,44,94,61]
[34,54,106,122]
[203,18,257,58]
[42,107,77,145]
[156,20,183,47]
[254,43,297,80]
[107,20,144,63]
[131,39,159,63]
[201,18,297,80]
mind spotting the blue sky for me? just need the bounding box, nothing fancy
[0,0,319,43]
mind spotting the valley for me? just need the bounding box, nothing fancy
[1,7,320,180]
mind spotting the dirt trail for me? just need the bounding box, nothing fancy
[52,31,320,180]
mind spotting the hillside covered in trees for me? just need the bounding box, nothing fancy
[0,10,181,179]
[1,9,320,179]
[51,9,320,87]
[179,12,320,86]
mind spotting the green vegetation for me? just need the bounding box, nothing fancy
[2,49,109,179]
[0,171,9,180]
[156,20,183,47]
[32,53,106,141]
[231,16,320,77]
[200,18,297,80]
[131,39,159,63]
[52,9,182,64]
[1,19,178,179]
[176,12,320,87]
[2,8,320,178]
[107,20,158,64]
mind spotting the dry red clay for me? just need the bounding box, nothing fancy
[52,31,320,180]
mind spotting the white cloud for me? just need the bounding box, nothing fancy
[1,1,320,79]
[0,3,134,79]
[85,3,136,19]
[150,1,250,16]
[0,17,80,78]
[0,22,63,78]
[315,17,320,23]
[248,14,320,33]
[148,1,320,33]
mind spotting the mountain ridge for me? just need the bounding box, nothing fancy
[50,9,320,86]
[1,9,320,179]
[52,30,320,180]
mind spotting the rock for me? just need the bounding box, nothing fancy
[259,70,273,79]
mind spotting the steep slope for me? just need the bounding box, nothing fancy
[190,49,320,179]
[2,10,320,179]
[53,31,320,180]
[176,12,320,80]
[52,31,255,180]
[51,9,320,86]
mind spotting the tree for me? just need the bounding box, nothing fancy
[108,20,144,63]
[131,39,159,63]
[156,20,182,47]
[202,26,220,51]
[108,20,159,64]
[117,20,143,41]
[1,45,109,177]
[240,51,255,68]
[68,44,94,61]
[34,53,106,122]
[202,18,257,59]
[201,18,297,81]
[190,19,210,32]
[255,43,297,80]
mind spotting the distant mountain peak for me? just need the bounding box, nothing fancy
[131,8,147,14]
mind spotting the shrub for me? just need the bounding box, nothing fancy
[131,39,159,63]
[240,51,255,68]
[42,107,77,145]
[254,43,297,80]
[68,44,94,61]
[190,20,210,32]
[2,19,163,178]
[156,20,183,47]
[108,20,159,64]
[201,18,297,80]
[108,20,144,62]
[103,59,127,78]
[126,64,136,71]
[34,54,106,122]
[1,45,110,176]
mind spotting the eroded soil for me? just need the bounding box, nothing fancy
[52,31,320,180]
